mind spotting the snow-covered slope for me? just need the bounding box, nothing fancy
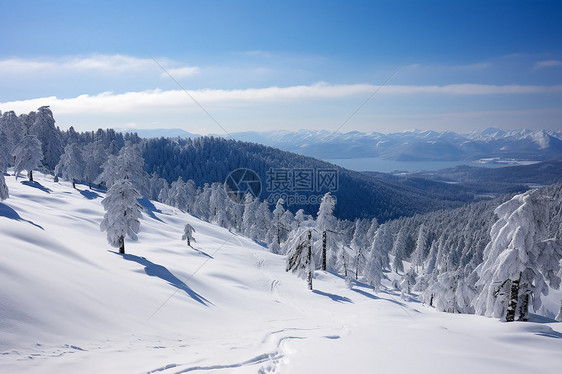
[1,172,561,374]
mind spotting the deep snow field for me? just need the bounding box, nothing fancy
[1,171,561,374]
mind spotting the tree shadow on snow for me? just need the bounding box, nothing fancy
[527,313,560,324]
[113,252,211,306]
[0,202,44,230]
[137,197,164,223]
[351,288,380,300]
[190,247,214,259]
[21,180,52,193]
[79,189,101,200]
[312,290,353,303]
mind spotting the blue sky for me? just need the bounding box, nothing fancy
[0,0,561,134]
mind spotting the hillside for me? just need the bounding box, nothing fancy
[141,136,475,221]
[400,159,562,193]
[1,171,561,373]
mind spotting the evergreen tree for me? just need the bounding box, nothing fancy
[182,223,196,247]
[29,106,63,170]
[316,192,337,271]
[97,144,147,194]
[55,143,85,188]
[0,173,8,201]
[0,111,25,156]
[392,228,408,274]
[364,224,392,292]
[13,134,42,181]
[100,179,143,254]
[286,229,314,290]
[83,140,108,188]
[474,189,562,321]
[411,223,428,271]
[0,131,12,171]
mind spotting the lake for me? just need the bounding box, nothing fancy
[324,157,538,173]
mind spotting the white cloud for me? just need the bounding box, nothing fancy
[162,66,201,78]
[0,54,200,76]
[534,60,562,69]
[1,83,560,117]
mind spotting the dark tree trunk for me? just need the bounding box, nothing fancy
[72,179,76,189]
[322,230,327,271]
[506,273,521,322]
[430,293,434,307]
[119,235,125,254]
[187,237,191,247]
[518,293,529,321]
[28,170,33,181]
[307,231,313,290]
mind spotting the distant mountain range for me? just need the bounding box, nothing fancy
[124,127,562,162]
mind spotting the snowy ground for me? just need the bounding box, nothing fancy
[1,171,561,374]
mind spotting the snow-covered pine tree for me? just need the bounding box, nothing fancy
[182,223,196,247]
[364,224,392,292]
[13,134,42,181]
[392,227,408,275]
[0,130,12,171]
[556,299,562,322]
[272,198,288,247]
[411,223,428,271]
[0,130,10,200]
[55,143,85,188]
[0,111,25,155]
[97,143,147,194]
[286,228,314,290]
[0,173,8,201]
[83,140,108,188]
[400,268,417,298]
[29,106,63,171]
[241,193,259,237]
[316,192,337,271]
[100,179,143,254]
[350,218,370,279]
[474,189,562,321]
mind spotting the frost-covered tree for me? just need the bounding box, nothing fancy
[241,193,259,235]
[13,134,42,181]
[97,144,147,194]
[316,192,337,271]
[182,223,196,247]
[411,224,428,271]
[556,300,562,322]
[55,143,85,188]
[29,106,63,170]
[474,189,562,321]
[83,140,108,188]
[0,130,10,200]
[148,173,168,201]
[350,219,370,279]
[269,198,292,253]
[0,111,25,156]
[286,229,314,290]
[100,179,143,254]
[0,131,12,171]
[364,224,392,292]
[392,228,408,274]
[423,269,476,313]
[400,268,417,298]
